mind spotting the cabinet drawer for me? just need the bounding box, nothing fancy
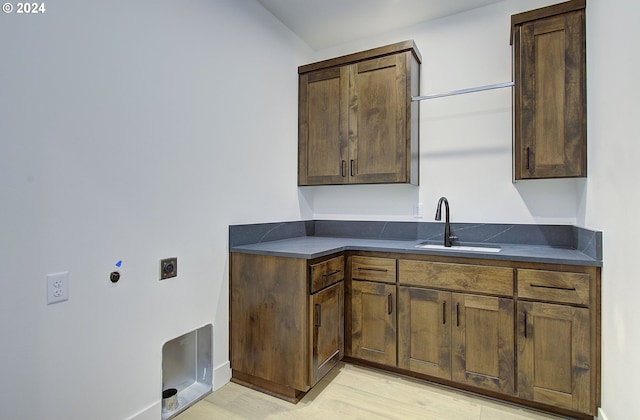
[351,256,396,283]
[517,269,590,306]
[310,255,344,293]
[398,260,513,296]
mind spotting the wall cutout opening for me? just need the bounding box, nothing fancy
[161,324,212,419]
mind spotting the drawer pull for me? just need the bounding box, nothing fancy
[341,160,347,177]
[387,294,393,315]
[530,283,577,291]
[322,269,342,278]
[442,301,446,325]
[315,304,321,327]
[524,312,528,338]
[358,267,388,272]
[456,303,460,327]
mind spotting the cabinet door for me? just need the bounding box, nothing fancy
[517,302,592,414]
[514,10,586,179]
[311,282,344,385]
[398,287,451,379]
[351,280,396,366]
[349,53,408,184]
[298,66,349,185]
[452,294,515,395]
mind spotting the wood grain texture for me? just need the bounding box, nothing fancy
[298,43,420,186]
[298,67,349,185]
[398,287,451,379]
[452,294,515,395]
[311,281,344,385]
[351,280,396,366]
[398,259,513,296]
[517,301,592,414]
[298,40,421,74]
[230,253,310,392]
[351,255,397,283]
[514,6,586,179]
[518,269,590,305]
[310,255,344,293]
[349,54,406,183]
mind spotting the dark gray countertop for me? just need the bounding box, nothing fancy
[230,235,602,266]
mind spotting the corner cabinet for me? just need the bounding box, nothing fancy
[511,0,586,179]
[230,253,344,402]
[298,41,421,186]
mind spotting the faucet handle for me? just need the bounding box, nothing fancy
[449,235,459,242]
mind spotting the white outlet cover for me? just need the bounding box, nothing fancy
[47,271,69,305]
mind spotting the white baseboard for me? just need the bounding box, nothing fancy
[598,407,608,420]
[213,360,232,390]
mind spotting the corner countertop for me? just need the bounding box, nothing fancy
[230,235,602,267]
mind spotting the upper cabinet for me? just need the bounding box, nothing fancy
[298,41,421,186]
[511,0,586,180]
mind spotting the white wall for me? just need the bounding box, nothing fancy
[0,1,311,419]
[583,1,640,419]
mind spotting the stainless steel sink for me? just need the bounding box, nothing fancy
[415,243,501,253]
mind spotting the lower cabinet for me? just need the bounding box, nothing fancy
[516,270,593,414]
[311,281,344,385]
[397,287,451,379]
[451,293,514,395]
[231,251,599,417]
[351,280,396,366]
[397,288,514,395]
[230,252,344,402]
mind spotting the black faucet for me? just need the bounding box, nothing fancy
[435,197,456,247]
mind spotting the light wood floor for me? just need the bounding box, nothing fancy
[175,363,564,420]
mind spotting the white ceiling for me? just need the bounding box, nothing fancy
[255,0,505,50]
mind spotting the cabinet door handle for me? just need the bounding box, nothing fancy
[523,312,527,338]
[442,301,446,325]
[456,303,460,327]
[350,159,355,177]
[530,283,576,291]
[322,269,342,278]
[526,147,531,170]
[315,304,321,327]
[387,294,393,315]
[341,160,346,177]
[358,267,388,272]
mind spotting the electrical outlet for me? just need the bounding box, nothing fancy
[160,257,177,280]
[47,271,69,304]
[413,202,423,218]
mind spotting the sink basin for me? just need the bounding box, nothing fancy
[415,243,501,253]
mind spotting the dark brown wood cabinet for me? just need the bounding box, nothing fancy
[230,253,344,402]
[311,281,344,385]
[350,256,397,366]
[231,248,600,417]
[516,267,596,415]
[451,293,514,395]
[397,260,515,395]
[398,287,451,379]
[512,0,586,179]
[298,41,421,186]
